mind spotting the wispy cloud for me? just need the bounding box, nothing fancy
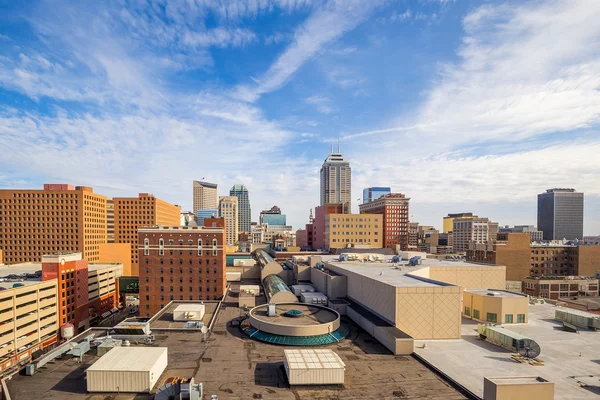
[305,95,334,114]
[233,0,384,102]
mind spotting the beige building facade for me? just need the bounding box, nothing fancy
[463,289,528,324]
[113,193,180,276]
[219,196,238,245]
[0,184,107,264]
[324,214,383,250]
[192,181,218,216]
[0,280,58,373]
[453,217,498,253]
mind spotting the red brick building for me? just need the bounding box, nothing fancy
[138,225,226,317]
[359,193,410,251]
[42,253,90,333]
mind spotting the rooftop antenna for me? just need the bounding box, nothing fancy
[330,141,333,154]
[337,137,340,153]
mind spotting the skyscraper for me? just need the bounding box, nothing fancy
[219,196,239,245]
[193,181,218,216]
[230,184,251,233]
[362,187,391,204]
[320,146,351,212]
[537,188,584,240]
[259,205,286,226]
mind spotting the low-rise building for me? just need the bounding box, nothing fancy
[522,277,599,300]
[462,289,528,324]
[499,225,543,242]
[467,232,600,282]
[359,193,410,251]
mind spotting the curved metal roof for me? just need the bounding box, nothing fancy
[263,274,291,300]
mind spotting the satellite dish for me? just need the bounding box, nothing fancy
[200,326,208,334]
[518,339,541,359]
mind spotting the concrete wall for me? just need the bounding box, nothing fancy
[227,265,261,280]
[310,268,347,299]
[483,377,554,400]
[463,292,529,324]
[98,243,133,276]
[395,286,462,339]
[576,245,600,276]
[346,307,414,355]
[423,265,506,290]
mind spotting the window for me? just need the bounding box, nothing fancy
[486,313,497,323]
[540,284,548,290]
[505,314,513,323]
[158,238,164,256]
[560,284,569,290]
[212,239,218,256]
[197,239,203,255]
[517,314,526,323]
[144,238,149,255]
[464,307,471,316]
[473,309,480,319]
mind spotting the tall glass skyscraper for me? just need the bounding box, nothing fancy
[230,184,251,233]
[197,209,219,226]
[537,188,584,240]
[362,187,391,204]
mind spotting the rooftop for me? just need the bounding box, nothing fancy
[284,349,345,370]
[250,303,338,327]
[87,347,167,372]
[327,262,447,287]
[5,288,468,400]
[487,376,551,385]
[414,303,600,399]
[465,289,527,299]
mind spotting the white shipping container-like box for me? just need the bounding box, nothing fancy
[226,272,242,282]
[173,304,206,321]
[301,292,328,304]
[284,349,345,385]
[87,347,168,393]
[233,259,256,267]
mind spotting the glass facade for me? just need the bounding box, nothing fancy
[197,209,219,226]
[262,214,287,226]
[537,189,584,240]
[362,187,391,204]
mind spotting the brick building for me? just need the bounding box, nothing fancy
[359,193,410,251]
[467,232,600,282]
[113,193,180,276]
[313,203,345,250]
[0,184,107,264]
[138,224,226,317]
[522,277,599,300]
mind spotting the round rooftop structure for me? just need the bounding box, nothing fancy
[243,303,347,345]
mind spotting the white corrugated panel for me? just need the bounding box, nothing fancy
[87,347,168,393]
[284,349,345,385]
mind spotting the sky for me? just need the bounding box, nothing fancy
[0,0,599,234]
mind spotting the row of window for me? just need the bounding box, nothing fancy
[464,307,526,323]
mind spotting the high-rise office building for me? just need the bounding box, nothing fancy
[219,196,239,245]
[107,198,115,243]
[362,187,391,204]
[138,224,226,317]
[259,205,287,226]
[320,147,351,213]
[359,193,410,251]
[0,184,107,264]
[537,188,584,240]
[192,181,218,216]
[113,193,180,276]
[452,217,498,253]
[229,184,251,233]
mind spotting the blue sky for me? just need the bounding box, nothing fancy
[1,0,599,234]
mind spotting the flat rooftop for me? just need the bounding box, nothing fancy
[487,376,550,385]
[87,347,167,372]
[250,303,338,326]
[149,301,218,330]
[6,289,468,400]
[465,289,526,299]
[414,303,600,399]
[326,262,451,288]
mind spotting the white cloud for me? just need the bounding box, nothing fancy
[390,9,412,22]
[182,28,257,48]
[233,0,384,102]
[305,95,334,114]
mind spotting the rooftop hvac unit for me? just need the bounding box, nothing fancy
[267,303,276,317]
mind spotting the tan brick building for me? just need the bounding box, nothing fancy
[113,193,180,276]
[359,193,410,251]
[0,184,107,264]
[138,225,226,317]
[324,214,383,250]
[467,232,600,282]
[218,196,238,245]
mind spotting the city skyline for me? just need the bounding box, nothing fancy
[1,1,600,233]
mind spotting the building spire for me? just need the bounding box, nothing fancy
[330,141,333,154]
[337,136,340,153]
